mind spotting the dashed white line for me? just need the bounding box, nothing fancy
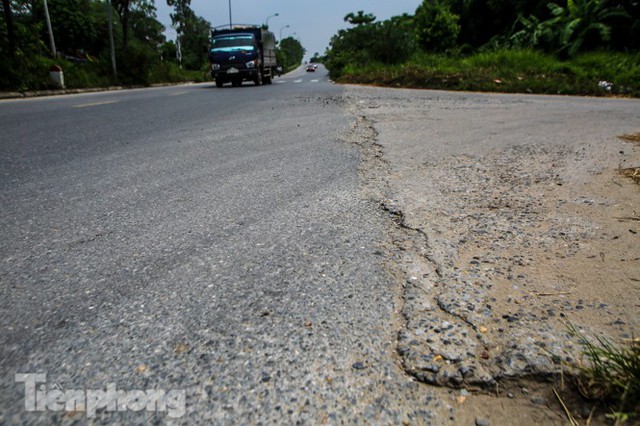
[274,79,323,85]
[73,100,119,108]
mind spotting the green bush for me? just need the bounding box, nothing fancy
[0,49,206,92]
[116,41,155,86]
[414,0,460,52]
[62,57,113,88]
[335,49,640,97]
[147,62,208,84]
[12,55,63,91]
[325,12,416,79]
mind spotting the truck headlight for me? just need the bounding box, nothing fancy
[245,60,257,69]
[211,64,220,71]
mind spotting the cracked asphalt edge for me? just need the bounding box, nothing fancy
[340,95,584,391]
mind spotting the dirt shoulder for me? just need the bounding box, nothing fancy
[344,86,640,424]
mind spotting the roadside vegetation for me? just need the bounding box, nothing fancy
[324,0,640,97]
[565,324,639,425]
[0,0,304,91]
[276,36,306,73]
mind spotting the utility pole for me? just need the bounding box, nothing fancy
[107,0,117,79]
[176,39,182,69]
[42,0,56,57]
[228,0,232,28]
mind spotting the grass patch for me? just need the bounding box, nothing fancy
[335,50,640,97]
[567,323,640,424]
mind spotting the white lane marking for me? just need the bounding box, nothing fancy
[311,79,319,83]
[293,79,302,83]
[277,80,286,84]
[73,100,119,108]
[169,91,188,96]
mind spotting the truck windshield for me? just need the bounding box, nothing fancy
[211,34,255,52]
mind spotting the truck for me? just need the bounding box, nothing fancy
[209,25,278,88]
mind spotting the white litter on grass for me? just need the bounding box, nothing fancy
[598,80,613,91]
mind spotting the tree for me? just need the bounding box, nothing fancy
[377,14,415,63]
[278,36,305,69]
[111,0,132,51]
[177,11,209,69]
[1,0,192,90]
[414,0,461,52]
[44,0,98,54]
[434,0,551,48]
[130,2,165,47]
[606,0,640,50]
[166,0,189,34]
[166,0,210,70]
[510,14,556,50]
[324,12,379,77]
[1,0,17,57]
[344,10,376,26]
[324,11,415,78]
[2,0,49,57]
[543,0,630,55]
[309,52,323,63]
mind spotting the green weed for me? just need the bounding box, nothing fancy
[567,323,640,424]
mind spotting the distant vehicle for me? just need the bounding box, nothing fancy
[306,64,316,72]
[209,25,278,88]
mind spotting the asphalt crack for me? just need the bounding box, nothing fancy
[342,102,491,388]
[343,96,584,391]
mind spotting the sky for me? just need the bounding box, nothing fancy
[155,0,423,61]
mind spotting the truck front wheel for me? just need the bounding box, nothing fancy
[253,72,263,86]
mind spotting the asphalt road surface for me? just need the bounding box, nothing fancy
[0,68,443,423]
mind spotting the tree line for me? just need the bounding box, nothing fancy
[0,0,304,90]
[325,0,640,78]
